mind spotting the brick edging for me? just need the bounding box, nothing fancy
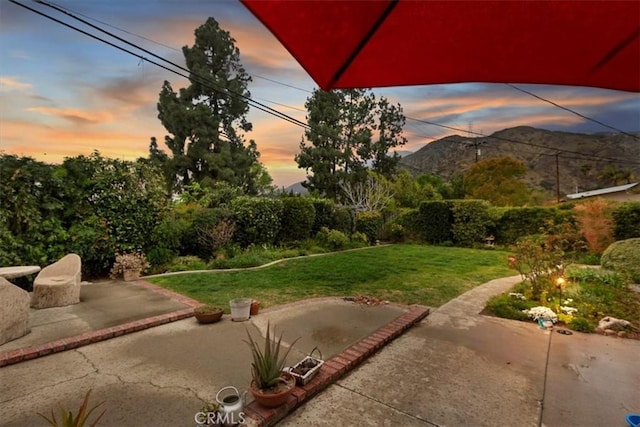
[244,305,430,426]
[0,280,201,368]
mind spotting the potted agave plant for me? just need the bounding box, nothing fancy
[245,322,299,408]
[38,389,105,427]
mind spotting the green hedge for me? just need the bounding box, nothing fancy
[278,197,316,243]
[231,197,283,247]
[417,201,453,243]
[310,198,335,235]
[355,211,383,243]
[612,202,640,240]
[333,205,354,234]
[451,200,491,246]
[493,206,575,244]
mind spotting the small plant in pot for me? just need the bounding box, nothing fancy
[245,321,299,408]
[194,305,224,324]
[289,347,324,386]
[109,252,150,281]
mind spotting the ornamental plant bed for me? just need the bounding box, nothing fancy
[289,347,324,386]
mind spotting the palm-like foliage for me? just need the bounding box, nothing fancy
[38,389,105,427]
[245,322,299,390]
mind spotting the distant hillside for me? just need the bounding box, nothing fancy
[283,181,309,195]
[399,126,640,196]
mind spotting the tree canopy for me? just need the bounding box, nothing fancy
[0,152,169,276]
[295,88,406,200]
[463,156,530,206]
[153,17,267,195]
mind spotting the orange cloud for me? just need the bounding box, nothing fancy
[0,76,32,91]
[26,107,115,125]
[406,90,636,119]
[97,76,158,107]
[0,117,162,162]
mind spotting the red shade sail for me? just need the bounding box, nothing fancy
[242,0,640,92]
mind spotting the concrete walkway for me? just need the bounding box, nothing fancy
[1,276,638,426]
[281,276,640,427]
[0,286,413,426]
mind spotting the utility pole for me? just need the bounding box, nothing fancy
[555,152,561,203]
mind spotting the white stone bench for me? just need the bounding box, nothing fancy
[0,277,31,345]
[31,254,82,309]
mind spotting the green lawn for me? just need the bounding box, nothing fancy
[148,244,513,311]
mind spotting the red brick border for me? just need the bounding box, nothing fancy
[0,280,201,368]
[243,305,430,426]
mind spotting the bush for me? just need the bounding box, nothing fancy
[485,293,535,321]
[394,208,420,240]
[165,256,208,271]
[573,199,614,254]
[152,209,190,254]
[231,197,283,247]
[612,202,640,240]
[278,197,315,243]
[315,227,349,250]
[191,208,234,259]
[569,317,594,332]
[451,200,491,247]
[355,211,383,243]
[566,266,625,287]
[310,198,335,234]
[350,231,369,247]
[197,219,236,261]
[600,238,640,282]
[68,215,117,278]
[495,206,575,244]
[332,206,354,234]
[385,223,405,243]
[417,201,452,243]
[146,247,175,269]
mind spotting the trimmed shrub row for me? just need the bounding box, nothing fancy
[394,200,636,248]
[411,200,491,247]
[612,202,640,240]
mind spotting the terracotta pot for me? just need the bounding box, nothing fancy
[123,269,140,281]
[194,309,224,324]
[249,372,295,408]
[250,300,260,316]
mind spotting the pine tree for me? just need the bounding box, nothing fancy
[295,89,406,200]
[153,17,263,194]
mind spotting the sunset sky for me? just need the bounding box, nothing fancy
[1,0,638,187]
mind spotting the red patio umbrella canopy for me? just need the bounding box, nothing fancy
[242,0,640,92]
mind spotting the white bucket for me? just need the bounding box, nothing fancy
[229,298,252,321]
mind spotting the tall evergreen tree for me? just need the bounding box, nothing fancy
[153,17,263,194]
[296,88,406,200]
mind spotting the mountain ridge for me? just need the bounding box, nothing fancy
[400,126,640,196]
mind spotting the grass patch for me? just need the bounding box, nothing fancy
[148,244,513,311]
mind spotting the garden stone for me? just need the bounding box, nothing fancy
[597,316,631,331]
[604,329,617,337]
[617,331,627,338]
[0,277,31,345]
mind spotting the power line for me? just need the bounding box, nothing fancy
[43,0,315,95]
[11,0,639,169]
[23,0,310,131]
[505,83,639,140]
[405,116,640,166]
[42,0,635,145]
